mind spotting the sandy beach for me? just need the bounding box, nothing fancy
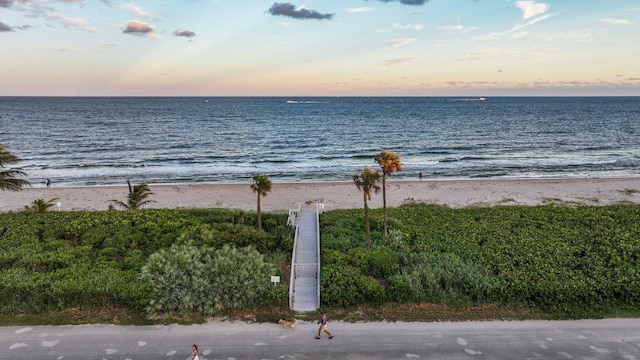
[2,177,639,213]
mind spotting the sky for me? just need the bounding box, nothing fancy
[1,0,639,96]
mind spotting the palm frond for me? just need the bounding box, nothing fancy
[0,144,30,191]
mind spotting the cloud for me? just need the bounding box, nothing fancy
[392,22,424,31]
[387,38,417,47]
[509,1,556,32]
[432,24,462,34]
[173,29,196,37]
[0,21,12,32]
[47,13,97,32]
[1,0,97,32]
[346,7,374,13]
[50,46,83,52]
[368,0,429,5]
[398,0,428,4]
[117,4,151,18]
[268,3,333,20]
[123,20,155,36]
[384,57,415,66]
[516,1,549,20]
[599,18,632,25]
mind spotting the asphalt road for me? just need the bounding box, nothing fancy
[1,319,639,359]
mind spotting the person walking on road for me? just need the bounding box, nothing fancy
[192,344,199,360]
[316,311,333,339]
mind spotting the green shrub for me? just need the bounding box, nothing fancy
[320,204,640,316]
[368,246,399,278]
[320,265,387,306]
[256,282,289,308]
[141,243,276,318]
[0,208,293,317]
[2,203,639,320]
[177,223,276,253]
[387,273,420,303]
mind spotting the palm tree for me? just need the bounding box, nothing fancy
[250,174,272,231]
[353,168,381,248]
[110,180,155,210]
[30,198,60,213]
[374,150,403,237]
[0,144,30,191]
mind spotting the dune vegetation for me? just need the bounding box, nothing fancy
[0,203,639,325]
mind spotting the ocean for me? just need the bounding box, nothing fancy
[1,96,638,187]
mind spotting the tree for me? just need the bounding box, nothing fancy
[374,150,403,237]
[30,197,60,213]
[353,168,381,248]
[110,179,155,210]
[0,144,30,191]
[250,174,272,231]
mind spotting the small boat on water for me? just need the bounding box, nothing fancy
[479,97,486,101]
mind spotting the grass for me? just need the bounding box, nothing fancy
[0,308,154,326]
[5,303,639,326]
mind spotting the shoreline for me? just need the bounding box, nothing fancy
[2,177,639,212]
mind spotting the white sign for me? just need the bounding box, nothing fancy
[271,276,280,283]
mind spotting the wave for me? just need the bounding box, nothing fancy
[4,96,639,187]
[286,100,322,104]
[439,156,490,163]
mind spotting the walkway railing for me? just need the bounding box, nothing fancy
[314,202,323,308]
[287,203,301,227]
[287,204,301,309]
[287,202,323,311]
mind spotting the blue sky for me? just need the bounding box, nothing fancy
[1,0,639,96]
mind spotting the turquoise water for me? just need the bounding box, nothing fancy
[1,96,638,186]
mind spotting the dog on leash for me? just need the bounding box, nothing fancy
[278,318,297,329]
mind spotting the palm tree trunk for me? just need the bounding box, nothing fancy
[257,193,262,231]
[364,192,371,248]
[382,174,387,237]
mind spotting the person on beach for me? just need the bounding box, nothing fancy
[316,311,333,339]
[418,172,423,180]
[46,178,51,187]
[192,344,199,360]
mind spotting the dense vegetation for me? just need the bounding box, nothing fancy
[321,204,640,318]
[0,209,292,320]
[1,204,639,323]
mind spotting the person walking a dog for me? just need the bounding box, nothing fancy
[316,310,333,339]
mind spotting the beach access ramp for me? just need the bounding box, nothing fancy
[287,203,323,312]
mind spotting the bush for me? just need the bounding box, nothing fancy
[320,265,387,307]
[141,243,276,318]
[177,223,276,253]
[320,204,640,316]
[0,208,294,317]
